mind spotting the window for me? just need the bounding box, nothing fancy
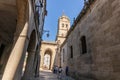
[81,36,87,54]
[70,46,73,58]
[66,24,68,28]
[61,33,64,37]
[62,23,64,27]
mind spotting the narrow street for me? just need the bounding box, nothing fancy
[39,70,75,80]
[40,70,58,80]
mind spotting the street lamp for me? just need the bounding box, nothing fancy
[43,30,50,37]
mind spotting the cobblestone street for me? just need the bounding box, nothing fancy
[39,70,75,80]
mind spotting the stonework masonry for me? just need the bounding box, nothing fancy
[55,15,70,67]
[0,0,46,80]
[40,14,70,70]
[60,0,120,80]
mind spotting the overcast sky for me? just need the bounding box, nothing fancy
[42,0,84,41]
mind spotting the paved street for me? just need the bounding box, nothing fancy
[40,70,58,80]
[39,70,75,80]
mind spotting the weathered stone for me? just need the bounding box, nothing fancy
[0,0,46,80]
[60,0,120,80]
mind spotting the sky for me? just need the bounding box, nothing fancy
[42,0,84,41]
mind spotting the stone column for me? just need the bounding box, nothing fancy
[2,22,29,80]
[34,53,40,77]
[22,50,35,80]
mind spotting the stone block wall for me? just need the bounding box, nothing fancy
[64,0,120,80]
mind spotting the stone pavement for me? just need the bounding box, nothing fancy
[39,70,75,80]
[40,70,58,80]
[62,76,75,80]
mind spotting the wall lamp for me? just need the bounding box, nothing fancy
[43,30,50,37]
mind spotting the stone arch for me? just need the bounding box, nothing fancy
[43,48,53,70]
[1,0,37,80]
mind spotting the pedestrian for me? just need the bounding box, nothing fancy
[59,66,62,73]
[53,66,55,73]
[65,66,69,76]
[58,66,62,79]
[56,66,58,74]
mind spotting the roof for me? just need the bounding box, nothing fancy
[41,41,57,45]
[59,14,70,21]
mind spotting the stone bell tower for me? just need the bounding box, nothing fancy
[56,14,70,44]
[55,14,70,67]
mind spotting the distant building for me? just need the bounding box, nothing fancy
[40,14,70,70]
[60,0,120,80]
[55,14,70,67]
[0,0,46,80]
[40,41,57,70]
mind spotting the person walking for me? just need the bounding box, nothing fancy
[56,66,58,74]
[58,66,62,79]
[65,66,69,76]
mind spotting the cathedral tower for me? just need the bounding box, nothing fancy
[55,14,70,67]
[56,14,70,44]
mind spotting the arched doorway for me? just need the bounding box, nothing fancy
[43,50,52,70]
[44,54,50,69]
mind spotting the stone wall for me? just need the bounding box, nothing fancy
[61,42,68,75]
[61,0,120,80]
[0,0,46,79]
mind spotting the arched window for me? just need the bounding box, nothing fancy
[62,23,64,27]
[81,36,87,54]
[66,24,68,28]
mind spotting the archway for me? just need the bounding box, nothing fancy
[44,54,50,69]
[43,49,52,70]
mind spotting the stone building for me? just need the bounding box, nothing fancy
[55,15,70,67]
[60,0,120,80]
[0,0,46,80]
[40,14,70,70]
[40,41,57,70]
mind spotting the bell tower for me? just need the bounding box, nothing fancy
[56,14,70,44]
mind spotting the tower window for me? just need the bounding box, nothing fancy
[81,36,87,54]
[70,46,73,58]
[62,23,64,27]
[66,24,68,28]
[62,33,64,37]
